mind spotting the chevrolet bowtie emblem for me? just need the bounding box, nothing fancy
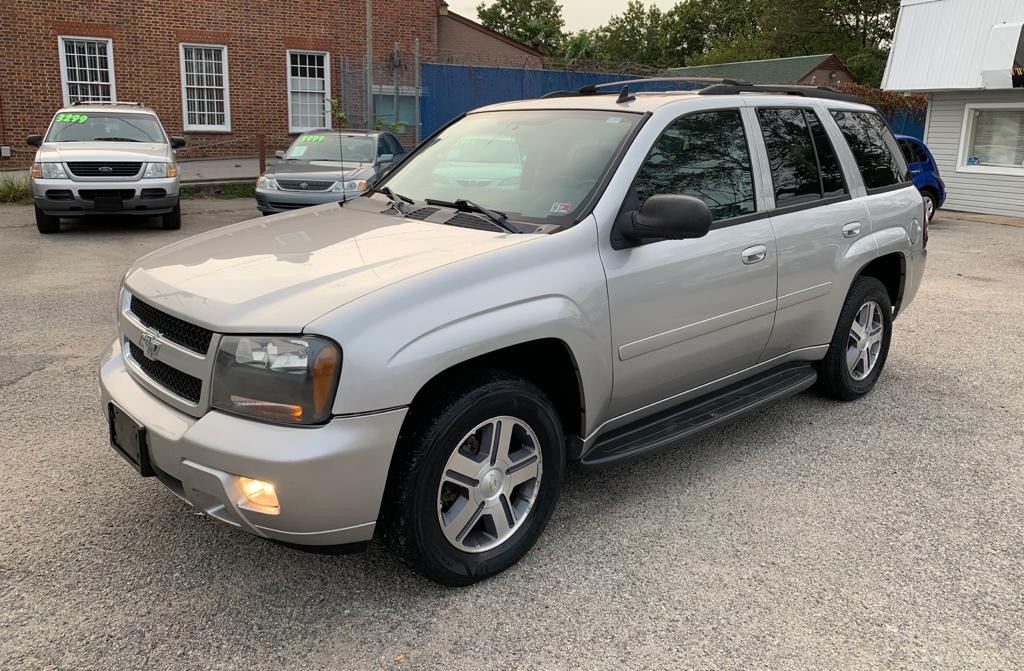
[140,329,162,360]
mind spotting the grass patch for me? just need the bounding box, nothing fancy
[0,175,33,205]
[180,181,255,200]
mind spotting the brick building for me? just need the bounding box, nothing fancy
[0,0,542,166]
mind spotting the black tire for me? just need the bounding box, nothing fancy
[161,203,182,230]
[815,276,893,401]
[35,206,60,234]
[382,370,564,586]
[922,191,937,222]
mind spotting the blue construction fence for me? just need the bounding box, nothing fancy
[419,62,926,141]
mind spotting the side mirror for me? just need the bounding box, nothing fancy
[275,150,286,160]
[27,135,43,147]
[617,194,712,247]
[377,153,394,164]
[170,136,186,149]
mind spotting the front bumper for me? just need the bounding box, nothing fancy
[99,340,406,546]
[255,187,361,213]
[33,176,179,216]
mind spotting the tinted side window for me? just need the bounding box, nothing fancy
[757,108,823,207]
[385,134,404,155]
[805,110,847,198]
[377,137,390,156]
[633,110,756,221]
[831,111,909,190]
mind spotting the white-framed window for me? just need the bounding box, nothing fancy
[58,36,116,105]
[372,85,417,129]
[287,50,330,133]
[179,44,231,131]
[957,103,1024,176]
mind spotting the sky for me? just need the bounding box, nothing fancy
[446,0,679,32]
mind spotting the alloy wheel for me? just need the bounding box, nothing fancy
[847,300,884,381]
[437,416,542,553]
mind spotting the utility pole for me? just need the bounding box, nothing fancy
[365,0,373,127]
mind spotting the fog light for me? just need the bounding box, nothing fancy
[237,476,279,513]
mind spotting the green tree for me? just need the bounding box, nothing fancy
[562,29,600,64]
[477,0,566,54]
[598,1,670,67]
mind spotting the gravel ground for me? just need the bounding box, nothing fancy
[1,203,1022,670]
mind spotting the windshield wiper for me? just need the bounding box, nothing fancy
[369,186,414,214]
[93,137,142,142]
[425,198,519,233]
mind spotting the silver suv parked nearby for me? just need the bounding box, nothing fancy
[28,102,185,234]
[99,80,927,585]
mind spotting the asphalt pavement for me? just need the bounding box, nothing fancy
[1,203,1022,670]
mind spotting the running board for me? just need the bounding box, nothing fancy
[580,363,818,470]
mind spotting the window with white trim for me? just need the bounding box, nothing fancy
[59,37,115,105]
[180,44,230,131]
[961,106,1024,173]
[287,51,330,132]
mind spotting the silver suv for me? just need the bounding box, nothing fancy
[28,102,185,234]
[99,81,927,585]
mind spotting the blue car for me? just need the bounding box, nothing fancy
[896,135,945,222]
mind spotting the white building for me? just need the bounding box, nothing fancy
[883,0,1024,217]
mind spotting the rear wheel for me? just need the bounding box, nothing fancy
[383,371,564,586]
[922,191,937,222]
[35,206,60,234]
[815,276,893,401]
[161,203,182,230]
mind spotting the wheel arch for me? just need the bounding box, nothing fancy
[855,251,907,316]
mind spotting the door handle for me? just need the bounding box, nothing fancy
[741,244,768,265]
[842,222,862,238]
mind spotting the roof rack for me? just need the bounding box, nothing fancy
[70,100,145,107]
[541,76,753,101]
[699,84,862,103]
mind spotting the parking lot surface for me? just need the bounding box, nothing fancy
[1,203,1022,670]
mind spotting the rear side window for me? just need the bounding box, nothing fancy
[757,108,848,208]
[633,109,756,221]
[831,111,909,190]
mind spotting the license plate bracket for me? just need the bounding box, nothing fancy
[108,403,155,477]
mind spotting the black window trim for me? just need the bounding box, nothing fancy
[769,193,853,217]
[618,106,761,231]
[828,108,915,195]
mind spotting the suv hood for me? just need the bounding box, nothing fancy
[124,200,536,332]
[35,142,170,163]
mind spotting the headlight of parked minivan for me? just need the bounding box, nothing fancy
[331,179,368,194]
[31,162,68,179]
[256,175,279,190]
[143,162,177,178]
[211,335,341,425]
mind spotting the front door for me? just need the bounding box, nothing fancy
[601,108,778,417]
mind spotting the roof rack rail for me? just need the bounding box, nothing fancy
[70,100,145,106]
[540,76,753,100]
[699,84,862,103]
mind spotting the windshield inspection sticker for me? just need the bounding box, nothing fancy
[550,202,573,214]
[56,113,88,123]
[290,145,308,157]
[299,134,327,143]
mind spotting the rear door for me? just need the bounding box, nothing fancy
[753,105,874,359]
[602,108,778,416]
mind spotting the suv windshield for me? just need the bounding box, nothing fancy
[285,133,376,163]
[45,112,165,143]
[383,110,641,223]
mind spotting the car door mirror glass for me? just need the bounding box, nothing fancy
[170,136,186,149]
[378,153,394,164]
[27,135,42,147]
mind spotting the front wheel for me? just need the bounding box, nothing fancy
[35,206,60,234]
[161,203,182,230]
[815,276,893,401]
[383,371,564,586]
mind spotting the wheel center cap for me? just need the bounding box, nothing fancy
[480,468,505,500]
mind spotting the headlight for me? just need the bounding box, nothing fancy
[331,179,368,194]
[256,175,279,190]
[32,162,68,179]
[143,162,176,178]
[211,335,341,425]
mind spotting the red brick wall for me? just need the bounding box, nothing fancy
[0,0,439,166]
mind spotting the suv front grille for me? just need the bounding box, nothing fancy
[276,179,335,192]
[67,162,142,177]
[129,296,213,354]
[127,342,202,403]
